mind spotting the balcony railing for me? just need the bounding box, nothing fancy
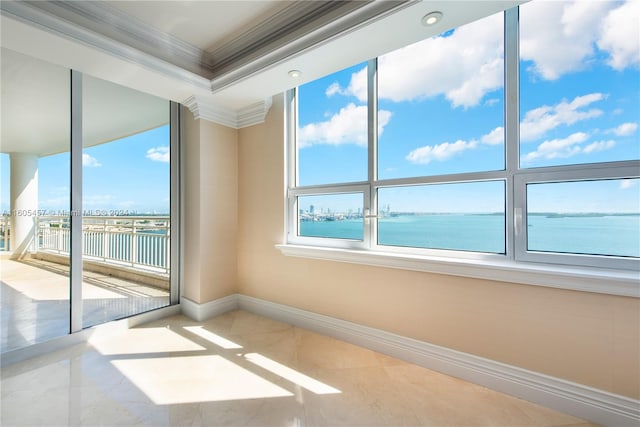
[36,215,170,275]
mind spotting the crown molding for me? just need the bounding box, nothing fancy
[0,1,212,91]
[1,0,414,99]
[182,96,236,128]
[207,1,369,77]
[183,96,273,130]
[237,98,274,129]
[64,1,214,71]
[3,1,214,77]
[209,0,416,93]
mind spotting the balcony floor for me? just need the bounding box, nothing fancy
[1,258,169,353]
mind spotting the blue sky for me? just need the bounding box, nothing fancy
[1,1,638,217]
[1,125,170,214]
[80,126,170,214]
[297,1,639,214]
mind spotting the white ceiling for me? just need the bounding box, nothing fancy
[0,0,525,155]
[106,1,291,53]
[1,48,168,156]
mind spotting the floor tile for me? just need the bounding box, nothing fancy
[0,310,600,427]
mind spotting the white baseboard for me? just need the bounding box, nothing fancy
[179,294,238,321]
[182,293,639,427]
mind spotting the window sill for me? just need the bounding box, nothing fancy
[275,244,639,298]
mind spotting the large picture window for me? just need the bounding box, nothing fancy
[286,3,639,276]
[297,62,369,186]
[377,181,505,254]
[377,12,505,179]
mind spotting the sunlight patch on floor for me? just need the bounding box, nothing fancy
[183,325,243,349]
[245,353,341,395]
[112,355,294,404]
[90,327,205,355]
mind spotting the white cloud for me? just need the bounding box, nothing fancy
[583,140,616,154]
[610,122,638,137]
[620,179,638,190]
[330,1,636,113]
[333,13,504,108]
[146,146,170,163]
[405,124,502,166]
[405,91,621,166]
[406,139,478,165]
[325,82,343,97]
[598,0,640,70]
[521,1,619,80]
[520,1,638,80]
[334,67,367,102]
[298,103,391,148]
[82,153,101,167]
[481,126,504,145]
[523,132,588,163]
[520,93,604,142]
[522,132,618,163]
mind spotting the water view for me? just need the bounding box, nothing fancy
[300,213,640,257]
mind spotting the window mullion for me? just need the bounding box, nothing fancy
[170,101,181,306]
[70,70,83,333]
[285,89,297,243]
[368,59,378,249]
[505,7,520,261]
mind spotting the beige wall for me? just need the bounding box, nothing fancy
[237,94,640,400]
[183,107,238,303]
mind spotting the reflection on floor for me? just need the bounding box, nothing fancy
[1,310,598,426]
[0,258,169,353]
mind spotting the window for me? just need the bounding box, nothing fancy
[525,179,639,258]
[286,4,639,276]
[297,62,368,186]
[515,0,639,270]
[377,182,505,254]
[377,13,505,179]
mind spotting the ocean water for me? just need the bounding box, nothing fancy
[527,214,639,257]
[300,214,640,257]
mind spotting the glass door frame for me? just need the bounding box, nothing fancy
[68,71,180,332]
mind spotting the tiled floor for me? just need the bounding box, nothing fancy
[1,310,598,426]
[1,259,169,353]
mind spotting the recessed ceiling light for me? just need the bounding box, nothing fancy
[422,11,443,26]
[288,70,302,78]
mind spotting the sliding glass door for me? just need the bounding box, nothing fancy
[81,75,171,328]
[1,48,71,352]
[0,49,178,353]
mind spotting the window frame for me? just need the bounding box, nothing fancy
[514,162,640,270]
[283,7,640,288]
[288,185,370,249]
[372,179,508,258]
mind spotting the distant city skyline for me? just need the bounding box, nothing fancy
[296,179,640,216]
